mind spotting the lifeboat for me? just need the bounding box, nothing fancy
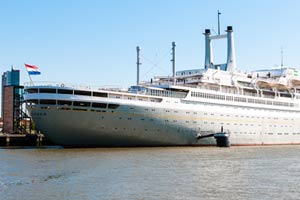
[289,78,300,87]
[256,78,291,90]
[255,79,274,89]
[273,77,290,90]
[272,82,290,90]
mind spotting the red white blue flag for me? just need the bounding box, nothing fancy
[25,63,41,75]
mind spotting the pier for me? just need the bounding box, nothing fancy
[0,133,44,146]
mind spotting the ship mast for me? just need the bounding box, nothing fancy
[218,10,221,35]
[171,41,176,85]
[136,46,141,85]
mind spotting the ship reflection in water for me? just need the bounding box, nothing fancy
[1,146,300,200]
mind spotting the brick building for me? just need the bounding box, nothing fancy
[1,69,21,133]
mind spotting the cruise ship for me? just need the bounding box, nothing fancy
[23,26,300,146]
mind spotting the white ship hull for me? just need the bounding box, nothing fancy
[25,85,300,147]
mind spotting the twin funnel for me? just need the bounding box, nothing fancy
[204,26,236,72]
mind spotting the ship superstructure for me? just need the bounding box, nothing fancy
[23,26,300,146]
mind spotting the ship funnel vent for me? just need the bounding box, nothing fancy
[204,29,213,69]
[226,26,236,72]
[203,25,236,72]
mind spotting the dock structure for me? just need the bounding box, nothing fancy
[0,133,44,146]
[1,68,46,147]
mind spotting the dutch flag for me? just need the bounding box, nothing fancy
[25,63,41,75]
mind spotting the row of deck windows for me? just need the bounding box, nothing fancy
[191,91,297,107]
[27,99,119,109]
[26,88,109,97]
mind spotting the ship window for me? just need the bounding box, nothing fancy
[58,89,73,94]
[73,101,91,107]
[74,90,92,96]
[58,107,71,110]
[27,99,39,104]
[92,103,107,108]
[40,99,56,105]
[25,88,39,93]
[41,106,50,109]
[40,88,57,94]
[108,104,119,109]
[73,108,88,111]
[57,100,72,106]
[280,93,292,98]
[93,92,108,97]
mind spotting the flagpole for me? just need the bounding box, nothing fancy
[24,63,34,85]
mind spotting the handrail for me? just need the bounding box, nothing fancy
[24,82,125,91]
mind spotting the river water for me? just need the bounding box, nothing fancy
[0,146,300,200]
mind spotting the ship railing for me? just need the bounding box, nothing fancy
[24,82,126,92]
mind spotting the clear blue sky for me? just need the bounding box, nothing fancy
[1,0,300,87]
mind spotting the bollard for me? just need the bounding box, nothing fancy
[36,137,40,146]
[6,137,10,146]
[36,135,43,146]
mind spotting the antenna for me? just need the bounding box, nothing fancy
[217,10,221,35]
[136,46,141,85]
[171,42,176,85]
[281,46,283,69]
